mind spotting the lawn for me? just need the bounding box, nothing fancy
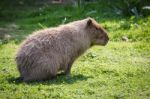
[0,1,150,99]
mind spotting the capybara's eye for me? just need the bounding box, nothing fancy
[95,27,99,30]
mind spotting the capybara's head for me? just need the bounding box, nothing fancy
[86,18,109,46]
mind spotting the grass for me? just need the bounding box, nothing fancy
[0,1,150,99]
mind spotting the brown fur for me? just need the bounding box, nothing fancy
[16,18,109,82]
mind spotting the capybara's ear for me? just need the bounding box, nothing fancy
[87,18,92,26]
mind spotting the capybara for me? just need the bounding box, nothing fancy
[16,18,109,82]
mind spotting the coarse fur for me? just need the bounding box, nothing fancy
[16,18,109,82]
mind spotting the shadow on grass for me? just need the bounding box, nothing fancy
[7,74,93,85]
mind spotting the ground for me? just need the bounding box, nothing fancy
[0,2,150,99]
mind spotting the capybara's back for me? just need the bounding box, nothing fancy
[16,18,109,82]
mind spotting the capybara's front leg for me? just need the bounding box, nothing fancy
[64,61,74,75]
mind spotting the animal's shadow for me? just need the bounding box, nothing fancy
[8,74,93,85]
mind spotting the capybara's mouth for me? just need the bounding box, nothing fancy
[103,42,108,46]
[103,39,109,46]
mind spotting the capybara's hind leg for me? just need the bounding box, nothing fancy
[23,66,57,82]
[23,74,56,82]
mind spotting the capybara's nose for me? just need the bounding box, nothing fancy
[105,33,109,42]
[104,34,109,45]
[106,35,109,41]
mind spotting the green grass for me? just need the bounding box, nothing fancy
[0,2,150,99]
